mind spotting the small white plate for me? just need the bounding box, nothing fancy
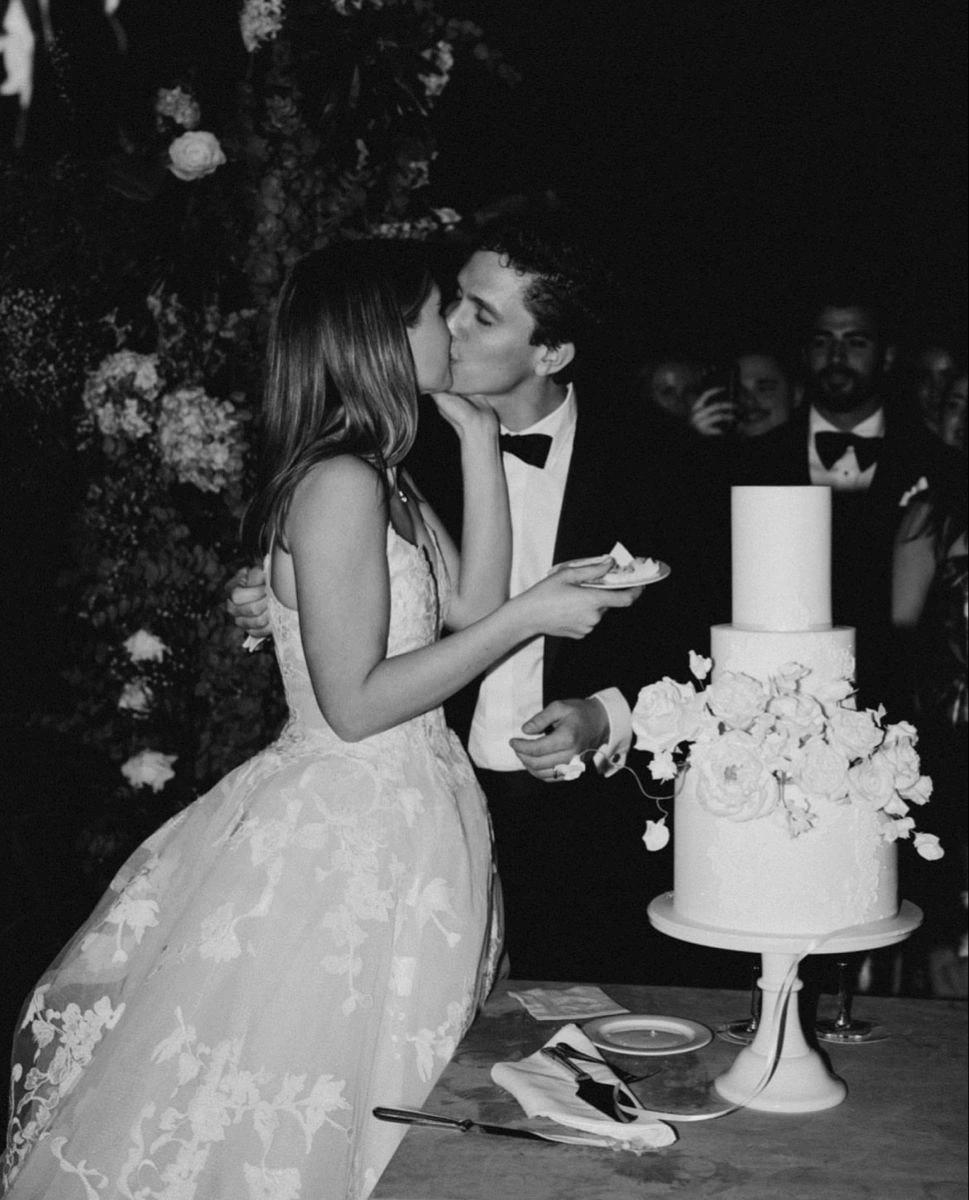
[582,1013,712,1056]
[580,561,671,590]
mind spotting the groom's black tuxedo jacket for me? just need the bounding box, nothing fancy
[407,387,705,752]
[733,399,963,711]
[407,386,713,982]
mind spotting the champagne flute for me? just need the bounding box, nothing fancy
[717,958,762,1044]
[815,956,877,1043]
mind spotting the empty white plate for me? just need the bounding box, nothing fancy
[582,1013,712,1056]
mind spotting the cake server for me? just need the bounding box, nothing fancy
[373,1106,555,1141]
[541,1046,638,1121]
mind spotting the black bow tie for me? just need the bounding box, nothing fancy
[815,431,884,471]
[499,432,553,468]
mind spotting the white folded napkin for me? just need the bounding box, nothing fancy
[507,986,628,1021]
[491,1023,677,1153]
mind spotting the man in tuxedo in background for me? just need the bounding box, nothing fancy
[230,216,705,983]
[736,292,961,710]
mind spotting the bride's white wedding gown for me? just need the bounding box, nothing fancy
[3,524,501,1199]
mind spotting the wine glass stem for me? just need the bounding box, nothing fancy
[834,960,860,1029]
[750,968,763,1030]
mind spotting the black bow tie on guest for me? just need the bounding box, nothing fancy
[499,432,553,468]
[814,431,884,472]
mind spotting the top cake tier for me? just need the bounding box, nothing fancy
[732,486,832,632]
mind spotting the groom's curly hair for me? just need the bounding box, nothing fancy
[475,214,613,379]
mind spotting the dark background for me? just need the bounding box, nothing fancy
[431,0,967,359]
[3,0,966,356]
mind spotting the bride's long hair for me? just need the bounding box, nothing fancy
[243,240,434,556]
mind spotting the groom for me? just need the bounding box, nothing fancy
[230,216,705,983]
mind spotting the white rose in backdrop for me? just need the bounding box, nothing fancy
[168,132,226,182]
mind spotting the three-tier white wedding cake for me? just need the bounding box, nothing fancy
[632,486,941,938]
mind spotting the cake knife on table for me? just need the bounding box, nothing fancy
[373,1106,606,1144]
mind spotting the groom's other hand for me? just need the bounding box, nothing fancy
[226,565,272,637]
[509,697,609,781]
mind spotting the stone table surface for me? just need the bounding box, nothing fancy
[372,980,967,1200]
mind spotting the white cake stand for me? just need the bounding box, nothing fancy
[648,893,923,1113]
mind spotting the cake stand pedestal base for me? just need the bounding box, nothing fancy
[648,896,922,1114]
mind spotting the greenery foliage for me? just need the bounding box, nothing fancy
[1,0,513,881]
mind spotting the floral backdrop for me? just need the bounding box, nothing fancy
[1,0,515,884]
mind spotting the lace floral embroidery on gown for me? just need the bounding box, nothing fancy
[3,523,500,1200]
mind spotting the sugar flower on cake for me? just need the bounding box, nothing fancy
[705,673,768,729]
[794,739,851,804]
[630,678,710,756]
[913,832,944,860]
[828,705,884,760]
[631,654,944,857]
[691,731,780,822]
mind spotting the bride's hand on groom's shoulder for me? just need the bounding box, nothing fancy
[225,564,272,637]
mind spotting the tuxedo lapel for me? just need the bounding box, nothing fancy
[543,409,611,693]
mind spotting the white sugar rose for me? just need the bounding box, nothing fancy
[879,730,922,791]
[168,131,226,182]
[882,720,919,746]
[828,706,883,761]
[899,774,933,806]
[847,751,897,812]
[767,691,826,742]
[705,672,768,730]
[882,792,911,818]
[632,678,704,755]
[773,661,810,692]
[692,731,779,822]
[124,630,168,663]
[745,713,798,769]
[793,739,850,802]
[883,816,916,842]
[689,650,712,681]
[121,750,176,792]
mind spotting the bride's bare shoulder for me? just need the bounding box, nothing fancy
[293,455,384,507]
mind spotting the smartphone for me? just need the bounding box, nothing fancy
[699,364,740,429]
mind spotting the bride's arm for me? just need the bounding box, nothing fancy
[412,393,511,631]
[287,455,623,742]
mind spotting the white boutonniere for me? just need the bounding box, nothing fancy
[899,476,929,507]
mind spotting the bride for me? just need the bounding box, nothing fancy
[3,240,636,1199]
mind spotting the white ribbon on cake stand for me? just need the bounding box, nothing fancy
[648,894,923,1113]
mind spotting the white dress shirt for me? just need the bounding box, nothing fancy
[468,386,630,774]
[808,406,886,492]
